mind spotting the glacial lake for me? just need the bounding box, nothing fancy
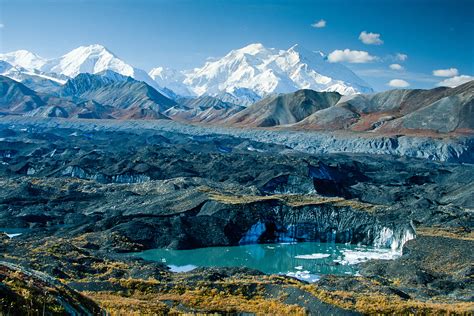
[136,242,400,282]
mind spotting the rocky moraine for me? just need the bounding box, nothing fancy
[0,117,473,314]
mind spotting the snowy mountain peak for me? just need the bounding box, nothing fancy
[236,43,269,55]
[0,50,47,70]
[149,67,192,96]
[41,44,130,78]
[175,43,373,103]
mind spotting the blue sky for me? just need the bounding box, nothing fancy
[0,0,473,91]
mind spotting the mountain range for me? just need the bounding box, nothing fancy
[0,43,372,105]
[0,69,472,135]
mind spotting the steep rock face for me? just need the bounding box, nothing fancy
[195,198,415,250]
[97,192,415,251]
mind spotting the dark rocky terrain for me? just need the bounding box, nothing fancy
[0,117,472,314]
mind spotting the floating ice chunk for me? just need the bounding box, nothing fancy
[168,265,197,273]
[295,266,303,270]
[295,253,331,259]
[6,233,22,238]
[340,248,400,265]
[286,271,320,282]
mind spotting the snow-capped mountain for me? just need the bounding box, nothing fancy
[40,44,167,94]
[149,67,193,97]
[0,60,67,93]
[150,43,373,105]
[0,45,172,98]
[0,50,47,70]
[1,43,373,106]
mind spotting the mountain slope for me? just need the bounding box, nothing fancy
[225,89,341,127]
[293,81,474,133]
[0,61,66,93]
[59,72,176,119]
[165,95,245,123]
[0,75,45,113]
[378,81,474,133]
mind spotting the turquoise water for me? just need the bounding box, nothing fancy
[136,242,399,282]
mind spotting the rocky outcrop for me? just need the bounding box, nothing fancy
[0,261,103,315]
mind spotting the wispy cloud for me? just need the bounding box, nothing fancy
[395,53,408,61]
[311,19,326,28]
[328,49,377,63]
[0,23,4,29]
[432,68,458,77]
[359,31,383,45]
[388,79,410,88]
[356,68,437,83]
[389,63,404,71]
[437,75,473,87]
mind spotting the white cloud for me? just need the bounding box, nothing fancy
[388,79,410,88]
[327,49,377,63]
[311,19,326,28]
[396,53,408,61]
[359,31,383,45]
[389,63,404,71]
[432,68,459,77]
[437,75,473,87]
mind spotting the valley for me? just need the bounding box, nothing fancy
[0,117,472,314]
